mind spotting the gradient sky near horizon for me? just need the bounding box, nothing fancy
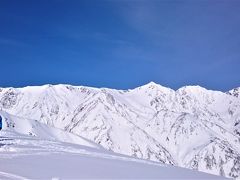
[0,0,240,91]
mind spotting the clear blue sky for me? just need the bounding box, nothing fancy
[0,0,239,91]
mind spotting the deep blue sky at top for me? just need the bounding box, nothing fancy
[0,0,239,91]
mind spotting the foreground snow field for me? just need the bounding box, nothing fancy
[0,82,239,178]
[0,130,224,179]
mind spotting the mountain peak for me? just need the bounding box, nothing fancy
[177,85,207,92]
[146,81,158,86]
[133,81,174,94]
[141,81,166,89]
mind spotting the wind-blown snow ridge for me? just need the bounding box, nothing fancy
[0,82,239,179]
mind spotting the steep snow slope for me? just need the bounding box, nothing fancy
[0,131,223,179]
[0,82,239,178]
[0,111,98,149]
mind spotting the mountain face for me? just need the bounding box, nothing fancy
[0,82,239,179]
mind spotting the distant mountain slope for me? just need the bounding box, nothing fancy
[0,82,239,178]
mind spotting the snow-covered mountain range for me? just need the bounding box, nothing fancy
[0,82,239,179]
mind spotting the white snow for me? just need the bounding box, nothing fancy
[0,129,224,179]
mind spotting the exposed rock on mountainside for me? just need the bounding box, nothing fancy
[227,87,240,98]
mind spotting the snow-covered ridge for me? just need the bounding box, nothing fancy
[0,82,239,179]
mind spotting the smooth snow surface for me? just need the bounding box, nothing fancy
[0,130,224,179]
